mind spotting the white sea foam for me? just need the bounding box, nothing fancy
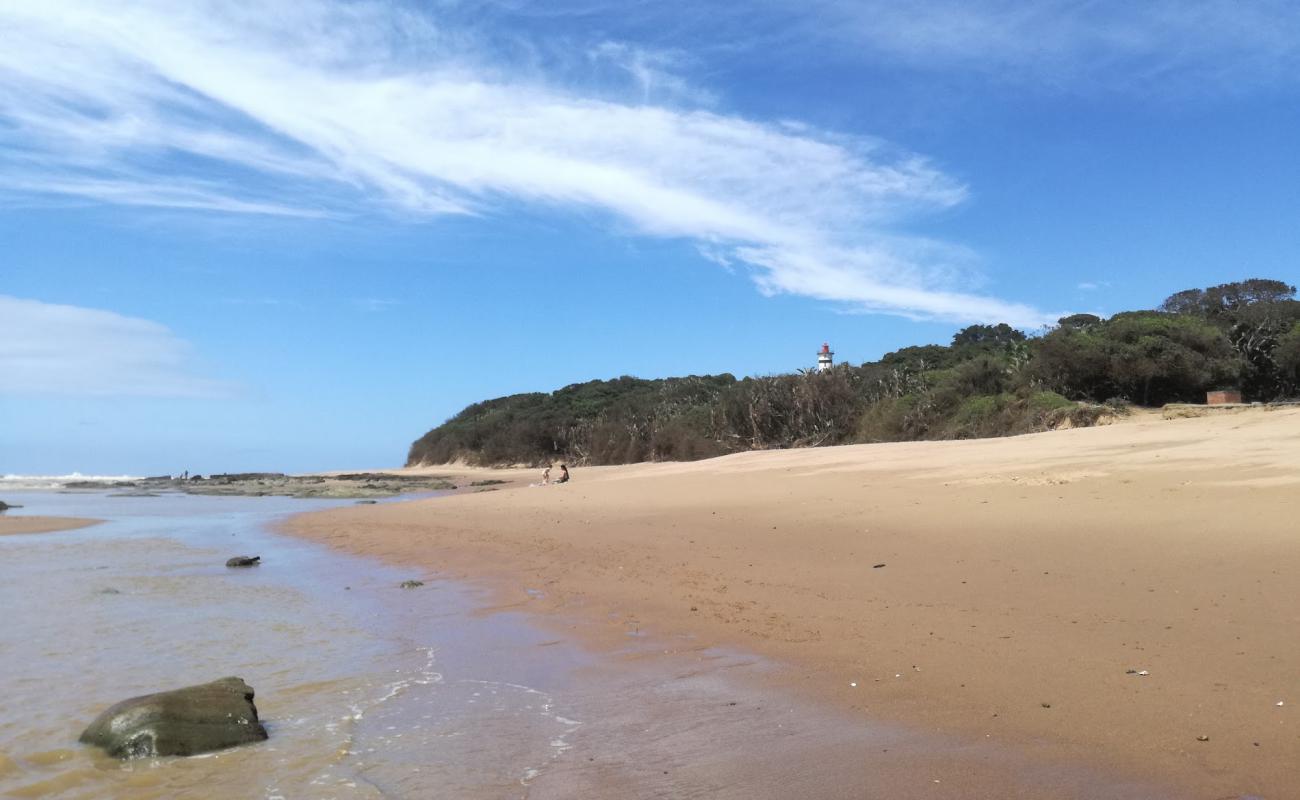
[1,472,144,490]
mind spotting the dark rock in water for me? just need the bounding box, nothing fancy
[225,555,261,568]
[208,472,288,483]
[79,677,268,758]
[65,480,136,489]
[356,499,378,504]
[399,579,424,589]
[97,588,122,595]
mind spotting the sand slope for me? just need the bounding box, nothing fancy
[289,407,1300,797]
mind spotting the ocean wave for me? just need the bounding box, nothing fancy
[0,473,144,489]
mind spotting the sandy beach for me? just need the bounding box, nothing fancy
[288,406,1300,797]
[0,516,101,535]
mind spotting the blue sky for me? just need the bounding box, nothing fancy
[3,0,1299,474]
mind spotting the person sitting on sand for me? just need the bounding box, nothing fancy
[541,466,551,485]
[556,464,570,484]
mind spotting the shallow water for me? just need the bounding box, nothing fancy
[0,492,1198,799]
[0,492,583,799]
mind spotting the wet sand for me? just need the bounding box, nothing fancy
[0,516,101,535]
[289,406,1300,798]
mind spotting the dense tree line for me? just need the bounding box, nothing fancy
[408,279,1300,467]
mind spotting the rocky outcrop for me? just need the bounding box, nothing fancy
[55,472,466,499]
[79,677,268,758]
[183,471,457,498]
[225,555,261,568]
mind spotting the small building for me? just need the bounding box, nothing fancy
[1207,390,1243,405]
[816,342,834,372]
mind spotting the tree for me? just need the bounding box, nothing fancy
[1277,322,1300,394]
[1226,299,1300,398]
[1056,313,1102,331]
[1030,328,1112,400]
[951,323,1027,348]
[1033,312,1239,405]
[1103,312,1240,405]
[1160,279,1296,316]
[879,343,962,371]
[1159,279,1300,399]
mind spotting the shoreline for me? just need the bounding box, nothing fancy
[5,467,524,500]
[285,407,1300,797]
[0,516,102,535]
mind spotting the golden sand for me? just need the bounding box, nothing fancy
[287,407,1300,797]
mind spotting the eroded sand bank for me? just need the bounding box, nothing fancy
[287,407,1300,797]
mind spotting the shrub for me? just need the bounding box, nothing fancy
[1028,391,1074,413]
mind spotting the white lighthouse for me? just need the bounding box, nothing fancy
[816,342,834,372]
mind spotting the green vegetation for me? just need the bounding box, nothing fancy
[408,279,1300,467]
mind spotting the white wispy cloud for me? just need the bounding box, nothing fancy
[0,0,1055,326]
[798,0,1300,91]
[0,295,228,397]
[586,41,716,106]
[461,1,1300,93]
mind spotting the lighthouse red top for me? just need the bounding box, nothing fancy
[819,343,831,354]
